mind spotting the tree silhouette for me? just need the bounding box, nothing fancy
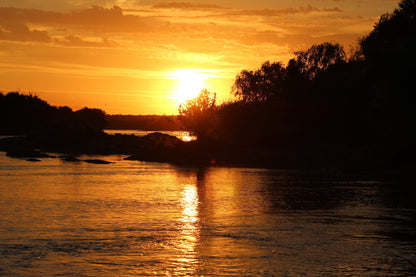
[292,42,346,80]
[75,107,107,131]
[0,92,107,139]
[232,43,346,104]
[359,0,416,146]
[360,0,416,64]
[232,61,286,103]
[0,92,54,134]
[179,89,217,141]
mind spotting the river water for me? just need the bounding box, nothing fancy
[0,152,415,276]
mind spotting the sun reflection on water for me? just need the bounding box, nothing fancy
[179,132,197,142]
[176,184,200,272]
[181,185,198,222]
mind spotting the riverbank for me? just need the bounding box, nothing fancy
[1,132,414,178]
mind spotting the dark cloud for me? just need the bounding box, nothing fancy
[0,19,51,42]
[152,2,229,10]
[0,6,154,33]
[228,5,343,17]
[57,35,117,47]
[242,30,361,50]
[0,6,129,45]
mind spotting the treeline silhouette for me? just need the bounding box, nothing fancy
[0,92,184,134]
[0,92,106,143]
[179,0,416,168]
[106,114,183,131]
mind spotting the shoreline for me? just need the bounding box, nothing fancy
[0,132,414,179]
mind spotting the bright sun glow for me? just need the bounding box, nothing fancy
[171,69,212,103]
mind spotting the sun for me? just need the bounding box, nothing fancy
[171,69,211,103]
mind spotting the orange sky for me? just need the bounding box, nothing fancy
[0,0,399,114]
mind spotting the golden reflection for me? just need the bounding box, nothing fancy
[179,132,197,142]
[176,184,200,270]
[181,185,198,223]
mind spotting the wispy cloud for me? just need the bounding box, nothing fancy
[0,6,155,34]
[57,35,118,47]
[226,5,343,17]
[152,2,229,10]
[0,21,51,42]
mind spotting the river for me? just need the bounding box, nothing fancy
[0,152,415,276]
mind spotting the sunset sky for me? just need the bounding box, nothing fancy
[0,0,399,115]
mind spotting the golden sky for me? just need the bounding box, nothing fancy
[0,0,399,114]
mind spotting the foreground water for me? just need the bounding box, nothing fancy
[0,153,415,276]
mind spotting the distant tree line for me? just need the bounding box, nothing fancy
[179,0,416,162]
[0,92,106,142]
[105,114,183,131]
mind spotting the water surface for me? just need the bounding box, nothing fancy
[0,153,415,276]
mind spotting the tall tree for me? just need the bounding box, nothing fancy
[360,0,416,64]
[179,89,217,140]
[292,42,346,80]
[232,61,286,103]
[359,0,416,144]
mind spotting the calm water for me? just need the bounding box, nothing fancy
[0,152,415,276]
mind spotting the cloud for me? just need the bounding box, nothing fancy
[152,2,229,10]
[0,6,154,34]
[57,35,117,47]
[64,5,152,32]
[0,19,51,42]
[0,3,367,67]
[227,5,343,17]
[0,7,122,46]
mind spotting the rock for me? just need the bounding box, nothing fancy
[26,158,41,162]
[83,159,112,164]
[60,155,82,162]
[141,132,183,149]
[123,155,137,161]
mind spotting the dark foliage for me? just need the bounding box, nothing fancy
[232,61,287,102]
[0,92,107,142]
[75,108,107,131]
[212,41,360,148]
[0,92,53,134]
[293,42,346,80]
[359,0,416,147]
[179,89,217,141]
[231,42,347,103]
[105,114,183,130]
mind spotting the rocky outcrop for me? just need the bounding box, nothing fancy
[84,159,112,164]
[0,132,203,165]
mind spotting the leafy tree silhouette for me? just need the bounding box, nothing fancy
[231,43,346,104]
[179,89,217,141]
[360,0,416,65]
[232,61,286,103]
[75,107,107,131]
[359,0,416,145]
[0,92,107,140]
[292,42,346,80]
